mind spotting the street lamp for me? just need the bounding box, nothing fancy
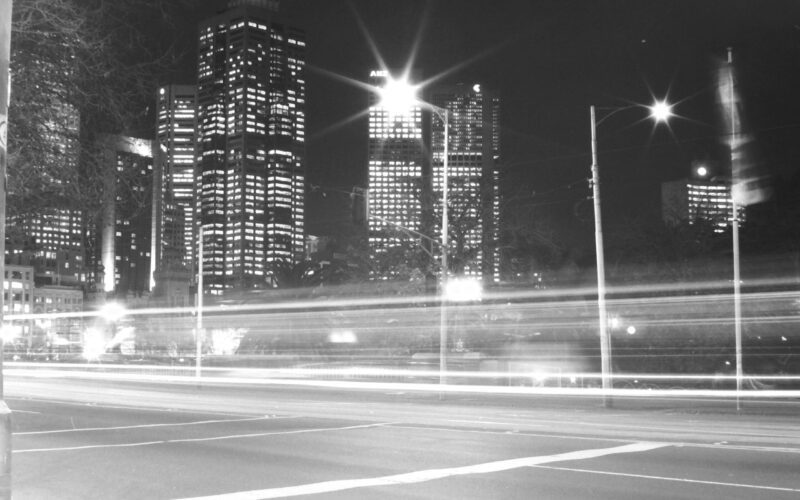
[377,76,450,389]
[590,100,671,407]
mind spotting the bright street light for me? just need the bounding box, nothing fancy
[590,100,672,407]
[378,77,419,116]
[649,99,673,122]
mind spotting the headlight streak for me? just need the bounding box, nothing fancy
[7,365,800,400]
[4,280,797,403]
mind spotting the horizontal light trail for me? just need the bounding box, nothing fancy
[172,442,670,499]
[15,422,390,454]
[9,367,800,399]
[531,464,800,494]
[9,362,800,382]
[5,283,798,323]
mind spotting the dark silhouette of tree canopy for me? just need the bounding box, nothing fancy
[8,0,189,219]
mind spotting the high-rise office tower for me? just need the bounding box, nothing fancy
[196,0,306,294]
[156,84,197,271]
[367,69,426,258]
[429,83,501,283]
[6,96,86,286]
[98,135,155,296]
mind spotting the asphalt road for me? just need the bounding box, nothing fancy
[6,375,800,499]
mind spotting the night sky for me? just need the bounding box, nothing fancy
[173,0,800,236]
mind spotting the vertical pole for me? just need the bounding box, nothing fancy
[591,105,612,407]
[0,1,13,497]
[196,226,203,378]
[439,110,449,393]
[728,47,743,410]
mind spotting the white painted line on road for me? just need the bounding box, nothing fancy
[10,409,40,414]
[13,422,391,454]
[172,441,670,500]
[9,396,275,418]
[531,464,800,493]
[392,424,800,455]
[16,415,293,436]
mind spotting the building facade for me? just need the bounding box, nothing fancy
[156,84,197,271]
[98,135,155,296]
[195,0,306,294]
[8,208,86,286]
[367,69,427,258]
[661,177,742,233]
[429,83,500,283]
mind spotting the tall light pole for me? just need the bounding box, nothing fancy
[590,101,672,407]
[724,47,744,410]
[376,75,450,388]
[196,226,204,379]
[0,2,12,497]
[432,105,449,390]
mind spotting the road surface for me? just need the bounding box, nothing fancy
[7,374,800,499]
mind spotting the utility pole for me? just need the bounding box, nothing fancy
[0,1,13,497]
[590,105,612,408]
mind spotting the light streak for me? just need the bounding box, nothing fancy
[8,366,800,400]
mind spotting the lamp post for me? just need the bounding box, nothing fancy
[432,105,450,390]
[590,101,672,407]
[0,4,12,496]
[376,75,450,389]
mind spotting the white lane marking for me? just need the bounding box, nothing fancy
[10,409,40,414]
[445,419,542,427]
[392,424,800,455]
[13,422,390,454]
[172,442,669,500]
[531,464,800,493]
[16,415,293,436]
[8,397,269,418]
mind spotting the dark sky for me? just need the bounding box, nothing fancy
[175,0,800,235]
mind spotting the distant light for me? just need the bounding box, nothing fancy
[100,302,127,322]
[328,330,357,344]
[472,84,481,93]
[444,277,482,302]
[696,165,709,177]
[649,100,673,122]
[626,326,637,335]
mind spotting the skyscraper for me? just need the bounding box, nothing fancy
[156,84,197,271]
[367,69,426,258]
[196,0,306,294]
[98,135,155,296]
[429,83,501,283]
[6,94,86,287]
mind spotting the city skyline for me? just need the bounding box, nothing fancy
[161,0,800,242]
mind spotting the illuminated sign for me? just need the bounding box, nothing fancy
[370,70,389,78]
